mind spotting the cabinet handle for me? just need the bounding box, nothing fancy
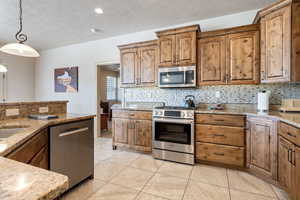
[214,152,225,156]
[136,78,139,84]
[292,151,296,166]
[215,119,225,122]
[213,134,225,137]
[288,149,292,164]
[287,132,296,138]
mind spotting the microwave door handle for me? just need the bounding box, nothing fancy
[183,71,187,84]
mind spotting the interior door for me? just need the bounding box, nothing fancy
[226,31,259,84]
[278,136,294,194]
[176,32,197,66]
[138,45,158,86]
[158,35,176,67]
[261,6,291,82]
[198,36,226,85]
[120,48,138,86]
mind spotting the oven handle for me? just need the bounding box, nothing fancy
[153,118,194,124]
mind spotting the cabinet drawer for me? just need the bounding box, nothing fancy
[280,122,300,146]
[196,114,245,127]
[196,124,245,147]
[196,142,245,167]
[112,110,152,120]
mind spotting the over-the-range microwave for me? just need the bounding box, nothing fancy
[158,65,196,88]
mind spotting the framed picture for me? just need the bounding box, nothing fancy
[54,67,78,93]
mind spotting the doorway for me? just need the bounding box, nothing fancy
[96,63,122,138]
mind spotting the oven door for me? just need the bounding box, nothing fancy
[153,118,194,154]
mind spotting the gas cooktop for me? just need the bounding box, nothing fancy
[154,106,195,110]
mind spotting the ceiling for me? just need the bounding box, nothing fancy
[0,0,276,50]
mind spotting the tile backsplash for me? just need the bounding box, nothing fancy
[124,83,300,106]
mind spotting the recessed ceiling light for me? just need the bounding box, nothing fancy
[94,8,103,14]
[90,28,101,33]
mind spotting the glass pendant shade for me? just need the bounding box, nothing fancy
[0,64,8,73]
[0,43,40,57]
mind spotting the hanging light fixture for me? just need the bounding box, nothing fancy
[0,0,40,57]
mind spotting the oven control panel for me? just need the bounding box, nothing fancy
[153,109,194,119]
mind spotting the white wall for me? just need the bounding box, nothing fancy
[35,9,258,114]
[0,51,35,102]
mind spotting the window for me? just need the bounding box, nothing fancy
[106,76,117,100]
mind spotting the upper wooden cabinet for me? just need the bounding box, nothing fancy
[156,25,200,67]
[247,117,278,181]
[254,0,300,83]
[198,25,260,85]
[119,40,158,87]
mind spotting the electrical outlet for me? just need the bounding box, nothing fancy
[6,109,20,116]
[215,91,221,98]
[39,106,49,113]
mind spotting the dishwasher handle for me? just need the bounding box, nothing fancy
[59,127,89,137]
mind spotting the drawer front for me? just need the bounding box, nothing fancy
[196,142,245,167]
[196,114,245,127]
[280,122,300,146]
[196,124,245,147]
[112,110,152,120]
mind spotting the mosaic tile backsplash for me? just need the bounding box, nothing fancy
[124,83,300,106]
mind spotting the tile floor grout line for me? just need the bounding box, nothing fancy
[226,168,232,200]
[269,184,282,200]
[180,165,194,200]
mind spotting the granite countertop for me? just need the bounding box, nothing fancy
[111,104,300,128]
[0,113,95,200]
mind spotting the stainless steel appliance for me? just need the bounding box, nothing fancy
[152,106,195,165]
[50,119,94,188]
[158,65,196,88]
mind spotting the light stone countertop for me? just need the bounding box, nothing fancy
[0,113,95,200]
[111,104,300,128]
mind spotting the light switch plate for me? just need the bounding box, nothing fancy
[39,106,49,113]
[6,109,20,116]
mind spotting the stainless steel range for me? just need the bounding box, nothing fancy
[152,106,195,165]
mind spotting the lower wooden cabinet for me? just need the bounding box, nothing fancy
[247,117,278,180]
[112,111,152,152]
[6,128,49,170]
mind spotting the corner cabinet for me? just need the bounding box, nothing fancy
[255,0,300,83]
[198,25,260,85]
[156,25,200,67]
[119,40,158,88]
[246,117,278,181]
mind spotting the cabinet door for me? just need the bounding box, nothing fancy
[292,146,300,200]
[112,118,128,144]
[176,32,197,66]
[138,45,158,86]
[120,48,138,86]
[226,31,260,84]
[248,118,277,179]
[278,137,294,194]
[158,35,176,67]
[198,36,226,85]
[261,6,291,83]
[134,120,152,148]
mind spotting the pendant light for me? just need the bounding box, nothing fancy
[0,0,40,57]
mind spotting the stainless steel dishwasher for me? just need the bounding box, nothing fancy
[50,119,94,188]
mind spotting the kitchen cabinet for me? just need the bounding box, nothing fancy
[156,25,199,67]
[6,128,49,170]
[198,24,260,85]
[247,117,277,180]
[119,40,158,87]
[255,0,300,83]
[112,110,152,152]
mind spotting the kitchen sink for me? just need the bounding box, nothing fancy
[0,125,30,139]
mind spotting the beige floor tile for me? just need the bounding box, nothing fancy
[136,192,170,200]
[94,161,127,181]
[87,183,139,200]
[106,151,140,165]
[110,167,154,190]
[183,180,230,200]
[227,170,277,197]
[230,189,277,200]
[130,155,164,172]
[271,185,291,200]
[190,164,228,187]
[143,173,188,200]
[61,179,106,200]
[157,162,193,179]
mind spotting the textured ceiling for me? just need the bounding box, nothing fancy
[0,0,276,50]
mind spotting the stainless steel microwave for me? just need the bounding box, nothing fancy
[158,65,196,88]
